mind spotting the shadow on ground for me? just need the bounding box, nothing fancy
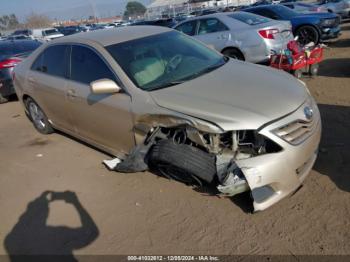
[314,104,350,193]
[3,191,99,262]
[318,58,350,78]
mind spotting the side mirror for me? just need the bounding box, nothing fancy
[90,79,121,94]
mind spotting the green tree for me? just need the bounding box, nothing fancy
[124,1,147,19]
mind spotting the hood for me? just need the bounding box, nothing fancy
[150,60,307,131]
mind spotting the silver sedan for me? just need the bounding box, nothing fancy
[174,12,294,63]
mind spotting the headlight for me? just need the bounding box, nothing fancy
[321,19,334,27]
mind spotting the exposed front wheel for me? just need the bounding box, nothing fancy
[148,139,217,186]
[25,98,54,134]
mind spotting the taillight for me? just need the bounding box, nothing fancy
[259,29,279,39]
[0,58,21,69]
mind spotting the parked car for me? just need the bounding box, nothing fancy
[0,39,41,103]
[32,28,64,41]
[283,2,329,13]
[131,18,177,28]
[6,35,32,41]
[58,26,85,36]
[174,12,293,63]
[243,4,341,44]
[14,26,321,211]
[11,29,34,39]
[315,0,350,18]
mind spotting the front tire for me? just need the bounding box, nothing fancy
[25,98,54,134]
[296,25,320,45]
[148,139,217,186]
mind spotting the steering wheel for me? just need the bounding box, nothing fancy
[165,54,183,73]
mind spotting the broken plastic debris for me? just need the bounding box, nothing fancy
[36,154,43,158]
[103,158,122,170]
[217,172,249,197]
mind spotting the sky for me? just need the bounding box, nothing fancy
[0,0,150,21]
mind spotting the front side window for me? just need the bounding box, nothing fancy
[175,20,197,36]
[31,45,68,77]
[106,31,227,91]
[198,18,228,35]
[70,45,115,85]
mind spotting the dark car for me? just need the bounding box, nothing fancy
[0,40,41,103]
[59,26,85,36]
[243,4,341,44]
[130,18,177,28]
[11,29,33,37]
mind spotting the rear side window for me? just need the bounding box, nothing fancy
[229,12,271,25]
[175,20,197,36]
[31,45,68,78]
[197,18,229,35]
[70,45,115,85]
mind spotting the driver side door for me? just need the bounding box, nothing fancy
[65,44,135,156]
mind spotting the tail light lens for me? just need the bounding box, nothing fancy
[0,58,21,69]
[259,29,279,39]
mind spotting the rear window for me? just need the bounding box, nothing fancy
[228,12,271,25]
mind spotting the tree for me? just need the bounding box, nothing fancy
[124,1,147,19]
[24,13,52,29]
[0,14,19,30]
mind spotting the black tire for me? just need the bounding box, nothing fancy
[309,63,319,76]
[0,93,9,104]
[222,48,245,61]
[25,97,54,134]
[292,69,303,79]
[296,25,320,45]
[148,139,217,185]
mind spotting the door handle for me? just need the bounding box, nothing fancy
[67,89,77,98]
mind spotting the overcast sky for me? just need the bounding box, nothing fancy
[0,0,144,20]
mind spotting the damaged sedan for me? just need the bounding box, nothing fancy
[13,26,321,211]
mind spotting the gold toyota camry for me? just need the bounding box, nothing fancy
[13,26,321,211]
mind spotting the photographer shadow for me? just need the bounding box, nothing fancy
[4,191,99,262]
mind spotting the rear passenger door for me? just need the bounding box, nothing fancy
[65,44,134,156]
[194,18,230,51]
[28,44,72,130]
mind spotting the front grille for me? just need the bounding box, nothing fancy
[274,118,317,145]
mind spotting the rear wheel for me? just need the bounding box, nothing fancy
[25,97,54,134]
[0,93,9,104]
[309,63,319,76]
[222,48,245,61]
[292,69,303,79]
[296,25,320,45]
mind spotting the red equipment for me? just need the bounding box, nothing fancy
[270,40,324,78]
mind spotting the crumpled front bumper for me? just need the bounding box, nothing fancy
[236,100,321,212]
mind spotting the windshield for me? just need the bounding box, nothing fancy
[106,31,226,91]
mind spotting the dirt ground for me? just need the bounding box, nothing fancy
[0,21,349,258]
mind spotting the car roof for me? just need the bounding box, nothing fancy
[54,25,172,47]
